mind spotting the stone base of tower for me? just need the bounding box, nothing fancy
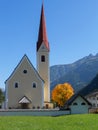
[44,102,54,109]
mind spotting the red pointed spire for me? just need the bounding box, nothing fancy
[37,4,50,51]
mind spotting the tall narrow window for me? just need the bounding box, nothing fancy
[15,83,18,88]
[33,83,37,88]
[41,55,45,62]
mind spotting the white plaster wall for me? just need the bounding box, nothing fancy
[37,43,50,102]
[5,56,44,109]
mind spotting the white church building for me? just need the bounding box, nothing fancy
[5,4,51,109]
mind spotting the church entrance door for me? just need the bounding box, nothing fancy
[19,96,31,109]
[21,103,29,109]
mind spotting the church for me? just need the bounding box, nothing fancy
[5,4,51,109]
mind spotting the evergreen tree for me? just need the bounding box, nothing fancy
[0,89,5,105]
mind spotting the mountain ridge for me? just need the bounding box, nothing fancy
[79,74,98,96]
[50,53,98,92]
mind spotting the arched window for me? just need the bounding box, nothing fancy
[33,82,37,88]
[73,102,78,105]
[41,55,45,62]
[81,102,86,105]
[15,83,18,88]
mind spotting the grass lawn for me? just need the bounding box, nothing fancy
[0,114,98,130]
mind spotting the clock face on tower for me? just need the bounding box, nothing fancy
[42,46,45,49]
[40,43,47,51]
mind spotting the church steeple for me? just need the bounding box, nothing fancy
[37,3,50,102]
[37,4,49,51]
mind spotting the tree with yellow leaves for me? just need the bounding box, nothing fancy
[52,83,74,107]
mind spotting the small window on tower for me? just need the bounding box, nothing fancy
[42,46,45,49]
[41,55,45,62]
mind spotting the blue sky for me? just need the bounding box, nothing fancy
[0,0,98,89]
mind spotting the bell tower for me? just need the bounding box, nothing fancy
[37,4,50,102]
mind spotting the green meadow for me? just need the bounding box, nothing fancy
[0,114,97,130]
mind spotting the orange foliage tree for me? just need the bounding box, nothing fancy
[52,83,74,107]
